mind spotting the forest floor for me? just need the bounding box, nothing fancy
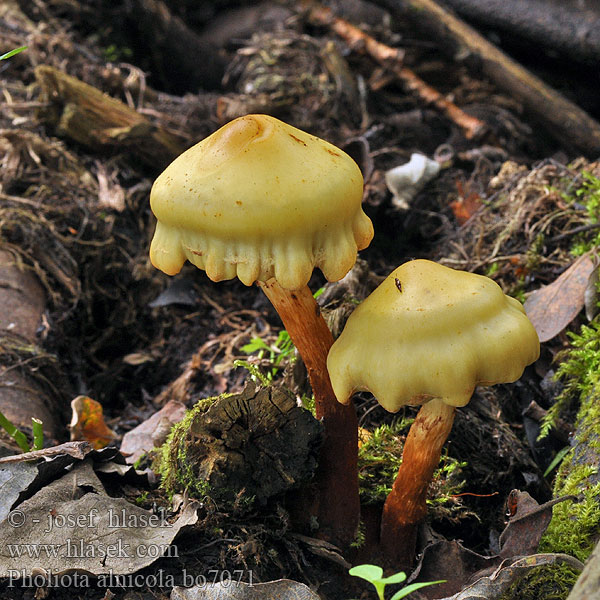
[0,1,599,599]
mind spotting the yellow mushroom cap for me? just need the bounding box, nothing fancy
[149,114,374,290]
[327,259,540,411]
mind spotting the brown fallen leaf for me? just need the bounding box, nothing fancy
[499,490,577,558]
[449,180,483,225]
[69,396,117,449]
[523,253,596,342]
[120,400,187,465]
[171,579,321,600]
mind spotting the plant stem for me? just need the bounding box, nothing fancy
[380,398,456,569]
[0,410,30,452]
[259,278,360,548]
[31,418,44,451]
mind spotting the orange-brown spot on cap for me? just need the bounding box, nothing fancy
[326,148,341,157]
[289,133,307,146]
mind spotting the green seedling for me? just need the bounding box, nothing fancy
[0,410,43,452]
[349,564,445,600]
[0,46,27,61]
[241,329,295,382]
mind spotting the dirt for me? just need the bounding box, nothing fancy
[0,1,598,599]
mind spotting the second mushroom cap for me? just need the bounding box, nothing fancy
[327,259,540,411]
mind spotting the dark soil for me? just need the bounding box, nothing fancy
[1,1,598,598]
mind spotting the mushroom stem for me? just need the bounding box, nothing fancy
[380,398,456,568]
[258,278,359,547]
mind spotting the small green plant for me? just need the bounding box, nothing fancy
[0,46,27,61]
[563,171,600,256]
[349,564,444,600]
[0,411,43,452]
[241,329,295,382]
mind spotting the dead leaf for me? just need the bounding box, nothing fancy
[499,490,577,558]
[449,180,483,225]
[171,579,321,600]
[69,396,117,449]
[523,253,596,342]
[408,539,499,598]
[120,400,187,465]
[0,461,198,577]
[439,554,584,600]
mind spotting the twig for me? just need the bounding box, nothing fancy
[305,1,486,139]
[376,0,600,157]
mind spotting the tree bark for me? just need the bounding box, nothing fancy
[0,249,66,443]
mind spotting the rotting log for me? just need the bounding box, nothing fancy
[568,538,600,600]
[35,66,186,170]
[159,384,322,507]
[0,249,66,443]
[443,0,600,66]
[375,0,600,157]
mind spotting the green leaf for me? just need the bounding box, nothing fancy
[543,445,571,477]
[349,564,384,582]
[380,571,407,585]
[389,580,446,600]
[0,46,27,61]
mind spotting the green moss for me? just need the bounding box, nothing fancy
[498,563,580,600]
[539,321,600,561]
[357,419,469,522]
[155,393,228,501]
[564,171,600,255]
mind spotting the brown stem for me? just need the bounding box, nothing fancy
[380,398,456,569]
[258,278,359,548]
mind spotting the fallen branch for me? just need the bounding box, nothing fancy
[305,1,486,140]
[0,249,67,443]
[35,66,187,169]
[443,0,600,66]
[376,0,600,157]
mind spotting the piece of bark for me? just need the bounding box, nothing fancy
[0,249,64,441]
[443,0,600,66]
[376,0,600,156]
[35,66,186,169]
[161,384,322,506]
[568,538,600,600]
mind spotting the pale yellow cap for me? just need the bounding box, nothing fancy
[149,114,374,290]
[327,259,540,411]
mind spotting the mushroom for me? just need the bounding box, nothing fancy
[149,114,373,546]
[327,259,540,566]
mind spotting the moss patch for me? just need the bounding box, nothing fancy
[540,321,600,561]
[498,562,580,600]
[357,419,470,523]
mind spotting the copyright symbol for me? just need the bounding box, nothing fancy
[7,510,25,528]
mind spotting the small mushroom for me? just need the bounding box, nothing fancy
[149,114,373,546]
[327,259,540,566]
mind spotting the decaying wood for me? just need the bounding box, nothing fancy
[377,0,600,157]
[305,1,487,140]
[444,0,600,66]
[35,66,187,170]
[163,384,322,505]
[568,538,600,600]
[0,249,65,441]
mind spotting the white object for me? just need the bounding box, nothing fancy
[385,153,440,209]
